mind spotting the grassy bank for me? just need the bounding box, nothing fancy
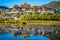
[0,20,60,25]
[24,20,60,25]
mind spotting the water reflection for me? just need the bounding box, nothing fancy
[0,24,60,35]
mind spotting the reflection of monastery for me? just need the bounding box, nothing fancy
[10,26,55,35]
[0,24,59,35]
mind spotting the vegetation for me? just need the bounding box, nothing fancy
[0,18,19,24]
[20,13,60,21]
[24,20,60,25]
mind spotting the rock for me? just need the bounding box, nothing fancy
[22,22,26,25]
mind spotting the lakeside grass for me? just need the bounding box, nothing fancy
[24,20,60,25]
[0,20,60,25]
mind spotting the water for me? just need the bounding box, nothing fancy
[0,33,50,40]
[0,24,60,40]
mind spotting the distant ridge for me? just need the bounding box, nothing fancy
[0,6,9,9]
[43,1,60,10]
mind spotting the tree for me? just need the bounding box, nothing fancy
[20,13,60,21]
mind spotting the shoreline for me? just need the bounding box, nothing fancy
[0,20,60,25]
[24,20,60,25]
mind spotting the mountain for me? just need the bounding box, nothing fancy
[43,1,60,10]
[0,6,9,9]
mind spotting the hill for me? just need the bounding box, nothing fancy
[0,6,9,9]
[43,1,60,10]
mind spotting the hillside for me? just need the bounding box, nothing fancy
[43,1,60,10]
[0,6,9,9]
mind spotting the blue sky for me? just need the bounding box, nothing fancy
[0,0,58,8]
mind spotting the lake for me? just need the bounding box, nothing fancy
[0,33,51,40]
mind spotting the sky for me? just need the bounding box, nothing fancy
[0,0,59,8]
